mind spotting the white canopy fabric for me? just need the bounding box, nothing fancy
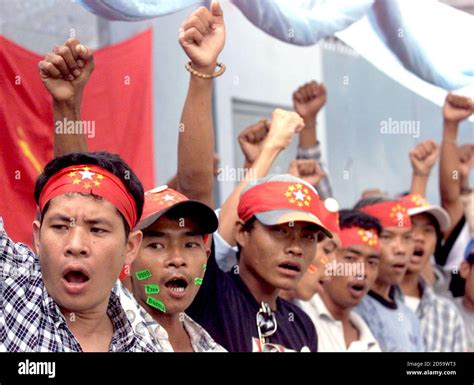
[78,0,474,116]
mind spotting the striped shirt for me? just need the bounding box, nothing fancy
[0,217,155,352]
[399,279,467,352]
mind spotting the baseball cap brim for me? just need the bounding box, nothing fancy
[255,209,333,238]
[136,200,218,234]
[407,205,451,232]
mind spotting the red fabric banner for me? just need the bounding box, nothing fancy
[0,30,155,246]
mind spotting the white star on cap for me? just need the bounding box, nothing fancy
[79,170,95,180]
[162,194,175,202]
[293,189,306,201]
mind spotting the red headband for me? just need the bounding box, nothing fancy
[237,181,321,222]
[359,201,411,229]
[339,226,380,250]
[39,164,138,228]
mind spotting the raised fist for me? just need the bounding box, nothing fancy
[38,38,94,102]
[179,0,225,72]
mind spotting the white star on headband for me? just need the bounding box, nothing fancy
[162,194,175,202]
[79,170,95,180]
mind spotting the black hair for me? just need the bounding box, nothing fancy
[34,152,144,238]
[339,209,382,235]
[353,196,392,210]
[415,212,443,259]
[235,216,257,262]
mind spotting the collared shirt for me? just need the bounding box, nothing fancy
[453,298,474,352]
[116,281,226,352]
[354,286,425,352]
[295,294,381,352]
[0,217,155,352]
[398,279,467,352]
[297,143,333,199]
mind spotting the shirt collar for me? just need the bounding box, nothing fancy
[42,280,142,351]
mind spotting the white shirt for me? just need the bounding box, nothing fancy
[404,295,421,313]
[116,281,226,352]
[213,208,238,272]
[295,294,381,352]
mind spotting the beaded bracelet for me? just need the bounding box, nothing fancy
[185,61,226,79]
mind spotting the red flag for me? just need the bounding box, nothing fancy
[0,30,155,246]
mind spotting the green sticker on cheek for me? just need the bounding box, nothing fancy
[145,284,160,294]
[136,269,152,280]
[194,277,203,285]
[146,296,166,313]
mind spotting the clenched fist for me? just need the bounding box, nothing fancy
[443,93,474,124]
[238,120,270,165]
[38,38,94,103]
[409,140,440,176]
[265,109,304,151]
[288,159,325,187]
[293,81,327,122]
[179,0,225,72]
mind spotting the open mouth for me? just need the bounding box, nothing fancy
[413,247,424,258]
[348,282,366,298]
[278,261,301,273]
[62,267,90,294]
[64,271,89,284]
[164,277,189,293]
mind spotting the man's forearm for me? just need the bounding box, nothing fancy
[218,145,281,246]
[440,119,464,237]
[440,120,460,204]
[410,173,430,197]
[177,72,215,207]
[53,98,87,157]
[298,117,317,149]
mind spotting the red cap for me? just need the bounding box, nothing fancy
[136,185,218,234]
[237,175,333,238]
[399,194,451,232]
[316,198,340,234]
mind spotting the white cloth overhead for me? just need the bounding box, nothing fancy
[77,0,474,112]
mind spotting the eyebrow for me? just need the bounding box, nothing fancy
[84,218,113,227]
[143,230,165,238]
[345,247,362,255]
[46,214,113,227]
[46,214,71,223]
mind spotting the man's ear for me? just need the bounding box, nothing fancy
[32,220,41,255]
[459,261,470,280]
[234,220,248,248]
[124,230,143,266]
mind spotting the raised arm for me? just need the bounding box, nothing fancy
[177,0,225,208]
[292,81,333,198]
[38,38,94,157]
[409,140,439,197]
[218,109,304,246]
[439,93,474,237]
